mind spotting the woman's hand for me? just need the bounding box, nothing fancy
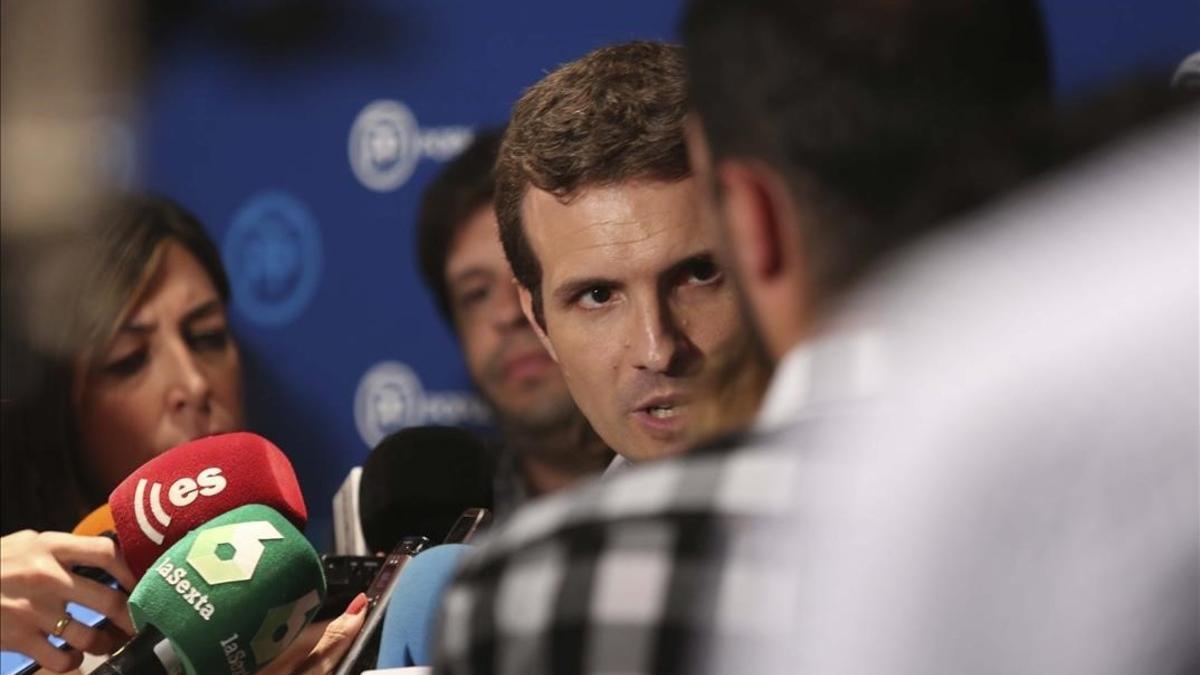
[260,592,368,675]
[1,530,138,673]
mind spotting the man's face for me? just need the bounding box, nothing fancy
[519,178,765,462]
[445,205,577,430]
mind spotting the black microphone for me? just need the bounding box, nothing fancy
[358,426,494,554]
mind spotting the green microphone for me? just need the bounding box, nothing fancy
[96,504,326,675]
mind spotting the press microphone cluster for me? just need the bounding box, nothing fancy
[25,426,494,675]
[94,505,325,675]
[107,432,308,578]
[93,433,324,675]
[322,426,494,673]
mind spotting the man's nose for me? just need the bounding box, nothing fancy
[628,295,698,376]
[492,283,529,332]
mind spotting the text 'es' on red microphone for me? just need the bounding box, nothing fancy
[107,431,307,578]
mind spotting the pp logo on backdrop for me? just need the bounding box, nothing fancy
[134,468,228,545]
[223,191,323,327]
[348,100,474,192]
[353,360,491,447]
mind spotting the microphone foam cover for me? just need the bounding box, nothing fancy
[129,504,326,675]
[109,432,307,577]
[73,503,115,536]
[376,544,472,668]
[359,426,492,553]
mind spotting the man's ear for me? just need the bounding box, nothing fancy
[517,282,559,363]
[715,159,793,284]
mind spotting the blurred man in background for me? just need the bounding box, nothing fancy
[416,129,612,518]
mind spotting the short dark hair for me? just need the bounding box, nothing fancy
[416,128,504,326]
[496,41,691,328]
[682,0,1052,303]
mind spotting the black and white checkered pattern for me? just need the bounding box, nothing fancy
[434,428,807,675]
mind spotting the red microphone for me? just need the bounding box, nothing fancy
[107,431,307,577]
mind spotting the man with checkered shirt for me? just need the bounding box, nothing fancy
[434,0,1060,672]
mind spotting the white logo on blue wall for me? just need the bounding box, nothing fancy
[348,100,474,192]
[354,361,490,447]
[223,192,322,327]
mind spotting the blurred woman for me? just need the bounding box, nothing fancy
[1,194,245,671]
[2,194,244,533]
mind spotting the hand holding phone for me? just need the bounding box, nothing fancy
[332,536,431,675]
[0,531,134,675]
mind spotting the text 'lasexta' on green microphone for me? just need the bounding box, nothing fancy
[94,504,327,675]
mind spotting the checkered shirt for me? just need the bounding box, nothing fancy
[433,427,807,675]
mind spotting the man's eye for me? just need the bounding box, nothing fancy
[577,287,614,309]
[103,350,147,378]
[457,287,489,309]
[683,258,721,285]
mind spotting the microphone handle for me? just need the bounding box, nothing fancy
[91,624,182,675]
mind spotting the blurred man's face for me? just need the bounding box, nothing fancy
[683,116,778,363]
[518,178,767,462]
[445,205,578,430]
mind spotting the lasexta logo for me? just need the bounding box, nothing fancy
[150,520,283,623]
[186,520,284,585]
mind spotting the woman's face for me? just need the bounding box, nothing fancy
[74,241,245,495]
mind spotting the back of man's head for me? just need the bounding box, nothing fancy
[682,0,1052,302]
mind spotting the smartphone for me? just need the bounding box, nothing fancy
[333,535,431,675]
[442,508,492,545]
[314,554,387,622]
[0,570,120,675]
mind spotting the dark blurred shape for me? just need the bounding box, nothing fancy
[682,0,1053,302]
[141,0,418,66]
[1172,51,1200,91]
[359,426,494,553]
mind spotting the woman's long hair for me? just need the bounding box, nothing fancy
[1,194,231,535]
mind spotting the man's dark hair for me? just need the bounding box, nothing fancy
[682,0,1052,306]
[495,41,691,328]
[416,128,504,326]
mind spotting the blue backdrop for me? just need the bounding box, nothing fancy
[131,0,1196,548]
